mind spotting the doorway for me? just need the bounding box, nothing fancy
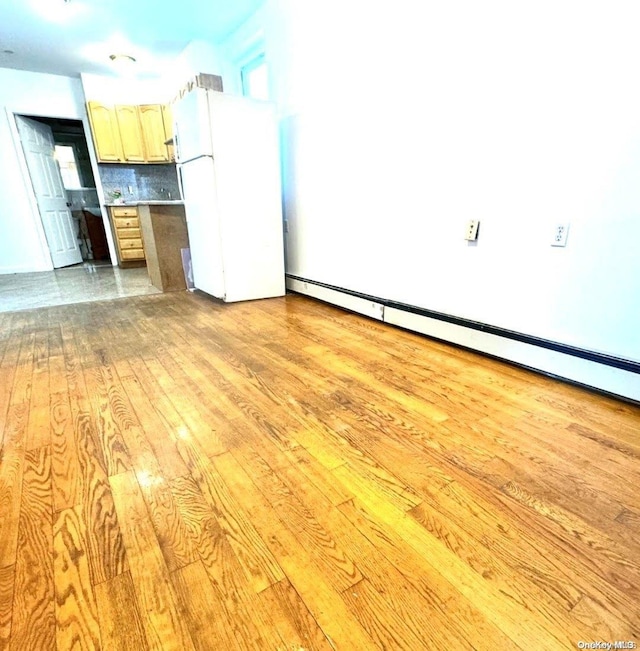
[15,114,111,268]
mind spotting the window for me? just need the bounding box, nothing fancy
[54,144,82,189]
[241,54,269,101]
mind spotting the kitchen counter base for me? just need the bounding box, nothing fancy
[137,204,189,292]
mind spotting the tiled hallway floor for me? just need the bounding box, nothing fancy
[0,262,161,313]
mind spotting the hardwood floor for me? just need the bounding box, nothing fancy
[0,291,638,650]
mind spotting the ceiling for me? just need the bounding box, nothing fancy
[0,0,265,79]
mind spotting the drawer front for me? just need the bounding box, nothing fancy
[116,227,141,239]
[114,216,139,229]
[111,207,137,217]
[119,238,143,250]
[120,248,145,261]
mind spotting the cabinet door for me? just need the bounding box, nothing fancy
[87,101,124,162]
[115,105,146,162]
[161,104,175,162]
[139,104,170,162]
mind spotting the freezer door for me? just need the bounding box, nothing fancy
[180,156,226,299]
[172,88,213,163]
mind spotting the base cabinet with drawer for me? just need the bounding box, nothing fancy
[108,206,146,264]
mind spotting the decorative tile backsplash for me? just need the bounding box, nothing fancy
[99,164,181,202]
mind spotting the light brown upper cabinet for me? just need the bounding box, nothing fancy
[87,101,174,164]
[87,101,124,162]
[114,105,146,163]
[139,104,170,162]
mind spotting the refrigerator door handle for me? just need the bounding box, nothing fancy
[177,164,185,204]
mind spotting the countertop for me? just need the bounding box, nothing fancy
[105,200,184,207]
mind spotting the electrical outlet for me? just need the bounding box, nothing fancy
[465,220,480,241]
[551,223,570,247]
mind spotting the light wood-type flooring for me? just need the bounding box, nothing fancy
[0,291,639,650]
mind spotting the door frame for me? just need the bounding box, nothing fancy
[5,106,118,270]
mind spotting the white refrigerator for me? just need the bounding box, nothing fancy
[173,89,285,302]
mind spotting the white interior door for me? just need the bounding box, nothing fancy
[16,115,82,268]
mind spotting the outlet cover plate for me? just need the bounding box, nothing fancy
[551,223,570,247]
[465,220,480,241]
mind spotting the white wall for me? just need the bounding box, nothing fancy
[0,68,99,274]
[223,0,640,363]
[82,40,231,105]
[80,41,229,104]
[167,40,234,97]
[81,73,173,105]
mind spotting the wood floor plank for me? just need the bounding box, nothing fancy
[258,578,335,651]
[285,444,353,507]
[25,327,50,450]
[53,505,100,651]
[61,322,128,585]
[173,436,285,594]
[473,416,640,538]
[170,560,245,651]
[47,322,66,394]
[137,356,231,459]
[569,594,633,641]
[616,506,640,531]
[60,321,108,475]
[0,404,27,570]
[94,571,149,651]
[231,442,364,594]
[112,365,190,481]
[414,476,640,638]
[110,470,196,651]
[8,330,34,409]
[337,497,517,650]
[212,450,378,651]
[331,462,573,649]
[341,577,446,651]
[501,480,640,588]
[244,334,458,501]
[234,421,501,650]
[75,408,128,586]
[168,477,285,650]
[11,446,55,651]
[0,564,13,651]
[81,362,131,477]
[0,314,21,448]
[137,469,198,574]
[76,355,197,574]
[50,390,81,512]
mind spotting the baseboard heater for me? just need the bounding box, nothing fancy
[286,274,640,403]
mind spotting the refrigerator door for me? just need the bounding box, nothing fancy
[172,88,213,163]
[180,156,226,299]
[208,93,285,302]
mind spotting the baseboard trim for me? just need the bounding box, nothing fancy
[286,276,384,321]
[0,262,52,275]
[286,274,640,403]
